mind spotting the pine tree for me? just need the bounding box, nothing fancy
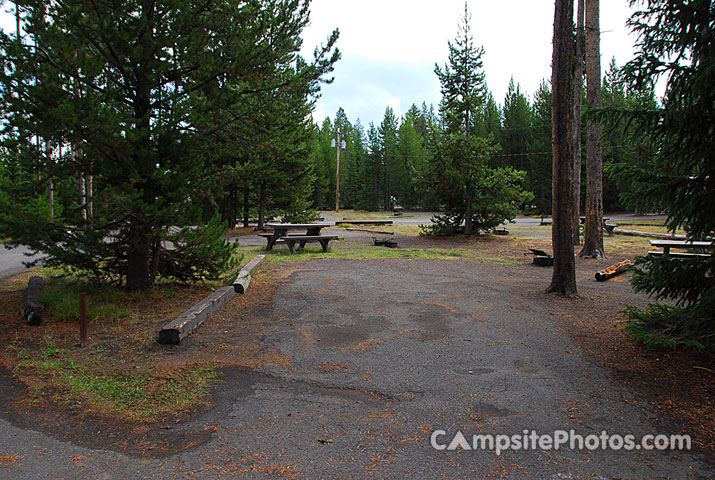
[609,0,715,351]
[378,107,399,210]
[429,2,531,235]
[0,0,339,290]
[501,78,532,174]
[578,0,605,259]
[548,0,578,296]
[528,80,554,214]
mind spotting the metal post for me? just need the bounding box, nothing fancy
[79,292,87,347]
[335,131,341,213]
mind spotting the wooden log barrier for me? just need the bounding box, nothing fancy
[233,255,266,294]
[595,260,634,282]
[612,228,686,240]
[158,287,235,344]
[22,276,44,326]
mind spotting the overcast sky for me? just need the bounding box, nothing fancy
[300,0,640,127]
[1,1,641,129]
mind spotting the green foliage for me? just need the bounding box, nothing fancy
[0,0,338,290]
[614,0,715,352]
[428,5,531,235]
[159,215,241,284]
[41,276,132,323]
[281,209,321,224]
[623,304,708,352]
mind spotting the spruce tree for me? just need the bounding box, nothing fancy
[429,2,531,235]
[0,0,339,290]
[609,0,715,350]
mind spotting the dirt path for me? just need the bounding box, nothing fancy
[0,257,712,479]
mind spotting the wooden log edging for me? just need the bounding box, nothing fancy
[612,228,686,240]
[22,276,45,325]
[233,254,266,294]
[158,286,235,344]
[595,259,633,282]
[345,228,394,235]
[158,255,266,344]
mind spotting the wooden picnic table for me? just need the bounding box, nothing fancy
[263,222,333,251]
[648,239,713,258]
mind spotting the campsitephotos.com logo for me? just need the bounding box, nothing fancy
[430,429,691,456]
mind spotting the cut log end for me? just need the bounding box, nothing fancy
[595,260,633,281]
[23,276,45,326]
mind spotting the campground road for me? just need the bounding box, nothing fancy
[0,244,40,280]
[0,257,710,478]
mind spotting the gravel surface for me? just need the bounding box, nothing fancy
[0,256,711,479]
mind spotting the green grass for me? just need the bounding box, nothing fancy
[17,353,219,420]
[238,243,506,263]
[40,275,133,323]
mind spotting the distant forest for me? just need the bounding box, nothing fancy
[309,58,656,216]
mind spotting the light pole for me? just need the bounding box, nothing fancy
[331,132,346,212]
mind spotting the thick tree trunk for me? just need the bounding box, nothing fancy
[126,222,151,291]
[572,0,585,245]
[579,0,605,259]
[547,0,578,296]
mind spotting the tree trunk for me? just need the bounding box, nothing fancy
[572,0,585,245]
[86,171,93,227]
[242,187,250,228]
[126,221,151,291]
[257,181,266,230]
[547,0,578,296]
[579,0,605,259]
[464,184,474,235]
[48,177,54,219]
[79,171,87,228]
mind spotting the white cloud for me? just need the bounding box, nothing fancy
[302,0,640,126]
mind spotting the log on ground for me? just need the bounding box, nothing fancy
[22,276,44,326]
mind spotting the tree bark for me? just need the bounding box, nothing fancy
[579,0,605,259]
[126,221,151,291]
[257,181,266,230]
[572,0,585,245]
[242,187,250,228]
[464,185,474,236]
[547,0,578,296]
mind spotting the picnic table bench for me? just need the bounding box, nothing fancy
[648,240,713,258]
[262,222,338,253]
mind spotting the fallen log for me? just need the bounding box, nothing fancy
[233,255,266,294]
[22,276,45,326]
[595,260,634,282]
[612,228,686,240]
[345,228,394,235]
[339,219,393,225]
[373,237,398,248]
[158,287,234,344]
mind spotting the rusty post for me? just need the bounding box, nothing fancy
[79,292,87,347]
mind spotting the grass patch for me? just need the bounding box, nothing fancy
[41,276,133,323]
[17,353,219,420]
[1,267,220,422]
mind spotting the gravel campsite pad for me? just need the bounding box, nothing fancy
[1,254,713,479]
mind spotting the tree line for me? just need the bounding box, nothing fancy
[0,0,339,290]
[307,63,656,219]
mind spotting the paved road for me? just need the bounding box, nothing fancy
[0,244,41,280]
[0,258,710,478]
[323,211,668,227]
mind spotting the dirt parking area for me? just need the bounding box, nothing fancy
[0,231,713,479]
